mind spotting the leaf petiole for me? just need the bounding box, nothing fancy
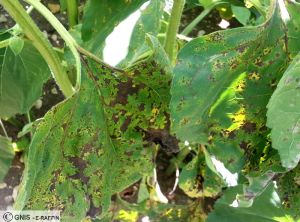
[0,119,8,138]
[164,0,185,62]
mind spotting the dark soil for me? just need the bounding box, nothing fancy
[180,6,241,37]
[0,0,67,46]
[0,153,24,210]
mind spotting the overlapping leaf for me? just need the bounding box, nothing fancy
[170,0,292,189]
[267,53,300,169]
[81,0,165,67]
[0,39,51,118]
[265,1,300,170]
[207,183,292,222]
[14,40,171,220]
[285,1,300,56]
[81,0,147,42]
[117,0,166,67]
[0,135,14,181]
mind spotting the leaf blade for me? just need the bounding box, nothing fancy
[267,53,300,169]
[0,40,51,118]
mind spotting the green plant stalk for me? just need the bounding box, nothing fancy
[26,111,32,138]
[0,0,74,97]
[164,0,185,62]
[76,45,125,73]
[166,147,191,176]
[181,5,214,36]
[0,39,10,49]
[24,0,126,88]
[0,119,8,138]
[66,0,78,28]
[24,0,81,91]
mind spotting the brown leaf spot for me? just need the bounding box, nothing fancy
[236,45,247,53]
[230,60,239,70]
[241,122,257,133]
[228,131,236,139]
[110,79,142,106]
[86,196,102,218]
[239,141,250,151]
[68,157,89,184]
[120,117,132,132]
[254,57,264,67]
[50,170,61,192]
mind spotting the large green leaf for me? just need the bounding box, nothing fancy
[81,0,147,53]
[267,53,300,169]
[14,41,171,220]
[81,0,165,67]
[207,183,292,222]
[0,135,14,181]
[170,0,291,184]
[116,0,165,67]
[0,40,51,118]
[285,1,300,56]
[81,0,147,41]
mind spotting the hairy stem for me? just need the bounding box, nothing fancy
[0,0,74,97]
[164,0,185,62]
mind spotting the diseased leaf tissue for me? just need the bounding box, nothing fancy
[1,0,300,221]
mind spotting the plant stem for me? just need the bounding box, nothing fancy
[181,5,214,36]
[26,111,32,138]
[0,0,74,97]
[66,0,78,28]
[76,46,125,74]
[23,0,81,91]
[24,0,126,88]
[0,119,8,138]
[164,0,185,62]
[166,147,191,176]
[0,39,10,49]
